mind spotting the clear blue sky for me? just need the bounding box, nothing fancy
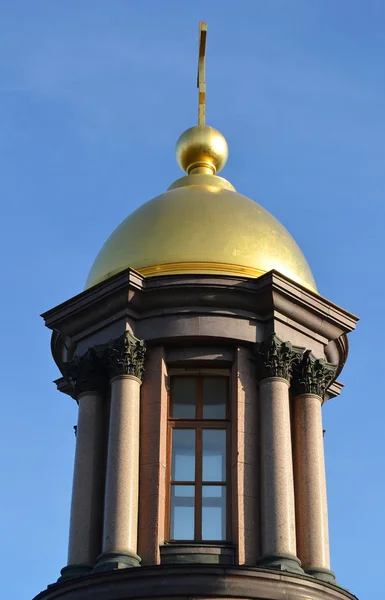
[1,2,383,598]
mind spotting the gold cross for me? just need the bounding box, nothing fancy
[197,21,207,126]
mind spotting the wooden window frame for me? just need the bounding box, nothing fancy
[166,374,231,544]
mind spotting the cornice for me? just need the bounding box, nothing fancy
[41,269,144,331]
[42,268,358,337]
[42,269,358,392]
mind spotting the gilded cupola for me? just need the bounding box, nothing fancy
[86,23,316,293]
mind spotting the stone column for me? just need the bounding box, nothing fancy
[293,351,337,583]
[60,348,107,581]
[255,335,303,574]
[95,331,146,572]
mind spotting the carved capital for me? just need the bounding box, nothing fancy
[292,350,337,397]
[63,347,108,397]
[255,334,302,382]
[107,331,146,380]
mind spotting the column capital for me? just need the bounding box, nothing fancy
[292,350,337,398]
[107,331,146,381]
[64,348,108,397]
[255,334,302,383]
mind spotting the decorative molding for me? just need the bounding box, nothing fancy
[63,347,107,397]
[62,332,147,396]
[107,331,146,380]
[255,334,302,382]
[292,350,337,398]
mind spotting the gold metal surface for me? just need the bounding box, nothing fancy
[197,21,207,126]
[176,125,228,175]
[85,21,317,295]
[168,173,235,192]
[85,175,317,293]
[138,262,266,278]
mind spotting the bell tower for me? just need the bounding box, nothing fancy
[34,22,359,600]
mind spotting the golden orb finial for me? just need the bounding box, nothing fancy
[176,125,228,175]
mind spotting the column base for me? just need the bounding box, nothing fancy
[57,564,94,582]
[305,566,336,584]
[93,550,141,572]
[257,553,304,575]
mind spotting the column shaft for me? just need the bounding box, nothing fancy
[294,393,331,575]
[67,391,105,569]
[259,378,298,562]
[100,375,141,568]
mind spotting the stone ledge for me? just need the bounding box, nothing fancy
[33,564,358,600]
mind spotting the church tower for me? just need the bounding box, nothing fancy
[34,23,358,600]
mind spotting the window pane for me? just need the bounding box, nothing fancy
[202,485,226,540]
[171,429,195,481]
[170,485,195,540]
[203,378,227,419]
[172,377,197,418]
[202,429,226,482]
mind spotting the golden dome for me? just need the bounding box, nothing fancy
[85,21,317,294]
[85,160,317,293]
[85,20,317,294]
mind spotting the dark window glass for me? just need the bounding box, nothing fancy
[172,377,197,418]
[203,378,227,418]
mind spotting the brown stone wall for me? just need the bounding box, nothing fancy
[232,346,259,564]
[138,347,168,565]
